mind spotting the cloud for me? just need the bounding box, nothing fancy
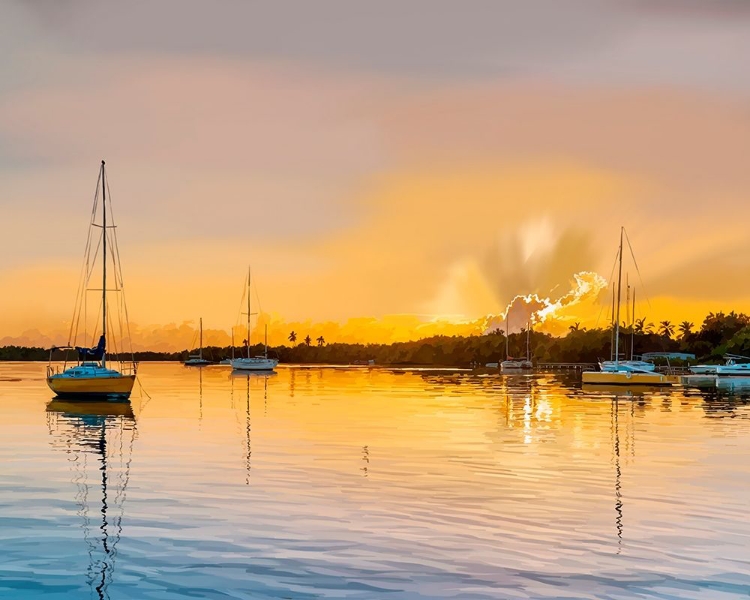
[6,1,749,88]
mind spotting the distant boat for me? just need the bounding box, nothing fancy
[582,227,670,386]
[230,267,279,372]
[501,319,533,372]
[46,161,138,400]
[715,355,750,376]
[690,354,750,376]
[184,317,212,366]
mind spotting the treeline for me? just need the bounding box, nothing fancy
[2,311,749,366]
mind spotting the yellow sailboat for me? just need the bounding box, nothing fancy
[47,161,137,399]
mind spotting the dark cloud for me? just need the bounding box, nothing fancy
[9,1,635,78]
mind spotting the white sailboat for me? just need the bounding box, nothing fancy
[230,267,279,372]
[501,319,533,372]
[184,317,212,366]
[583,227,670,386]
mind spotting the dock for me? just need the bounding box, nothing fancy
[537,363,597,371]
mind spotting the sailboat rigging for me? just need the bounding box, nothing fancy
[184,317,212,366]
[501,316,533,372]
[47,161,138,399]
[582,227,670,386]
[230,267,278,372]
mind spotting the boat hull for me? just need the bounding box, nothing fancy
[230,358,278,372]
[501,360,533,372]
[582,371,673,386]
[716,366,750,376]
[47,374,136,399]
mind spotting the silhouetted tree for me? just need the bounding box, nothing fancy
[659,320,674,338]
[304,335,312,347]
[569,322,581,332]
[317,336,325,347]
[634,318,654,334]
[288,331,297,343]
[678,321,693,338]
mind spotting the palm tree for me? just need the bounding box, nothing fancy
[634,318,645,334]
[569,322,581,333]
[304,335,312,347]
[288,330,297,343]
[659,320,674,339]
[678,321,693,338]
[316,336,325,347]
[634,318,655,334]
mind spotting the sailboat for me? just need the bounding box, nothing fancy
[184,317,212,366]
[582,227,670,386]
[230,267,279,372]
[501,318,533,372]
[47,161,138,399]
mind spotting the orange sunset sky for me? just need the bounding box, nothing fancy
[1,2,749,351]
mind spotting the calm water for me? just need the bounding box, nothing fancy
[1,363,750,599]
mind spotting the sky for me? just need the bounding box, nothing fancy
[1,1,749,350]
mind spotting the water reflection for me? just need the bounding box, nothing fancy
[611,397,624,552]
[230,371,274,484]
[45,399,136,600]
[5,364,749,599]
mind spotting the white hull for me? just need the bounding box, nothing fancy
[716,364,750,376]
[501,360,532,372]
[689,365,718,375]
[230,357,278,371]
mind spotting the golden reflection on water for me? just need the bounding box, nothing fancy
[2,363,750,599]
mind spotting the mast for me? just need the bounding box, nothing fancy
[610,285,616,361]
[526,321,531,362]
[101,160,107,369]
[246,266,251,359]
[625,276,630,361]
[631,289,636,361]
[614,227,624,366]
[264,324,268,359]
[505,309,510,360]
[199,318,203,361]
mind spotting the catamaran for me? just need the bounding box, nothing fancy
[47,161,138,399]
[582,227,670,386]
[184,317,212,366]
[230,267,278,372]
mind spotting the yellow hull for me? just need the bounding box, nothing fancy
[47,374,136,399]
[581,371,673,386]
[47,400,134,417]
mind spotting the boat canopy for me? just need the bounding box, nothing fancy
[75,335,106,362]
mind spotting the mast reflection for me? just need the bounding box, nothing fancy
[611,397,623,553]
[230,371,274,485]
[46,399,136,600]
